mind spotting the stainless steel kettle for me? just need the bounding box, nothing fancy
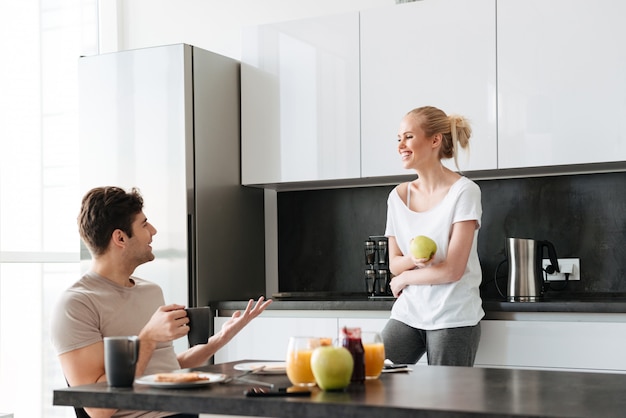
[506,237,560,302]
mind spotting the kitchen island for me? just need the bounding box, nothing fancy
[53,360,626,417]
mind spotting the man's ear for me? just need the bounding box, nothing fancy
[112,229,127,248]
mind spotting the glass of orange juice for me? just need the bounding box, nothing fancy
[286,336,321,386]
[362,331,385,379]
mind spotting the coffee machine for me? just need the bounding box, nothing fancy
[364,235,393,298]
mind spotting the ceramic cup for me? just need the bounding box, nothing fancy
[104,336,140,387]
[185,307,212,347]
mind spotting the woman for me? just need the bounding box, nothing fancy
[381,106,484,367]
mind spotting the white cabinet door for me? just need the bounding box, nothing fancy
[337,317,388,334]
[477,319,626,372]
[360,0,497,178]
[241,12,360,185]
[213,316,337,363]
[497,0,626,168]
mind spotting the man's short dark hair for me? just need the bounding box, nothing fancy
[78,186,144,256]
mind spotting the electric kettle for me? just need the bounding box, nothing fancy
[506,237,560,302]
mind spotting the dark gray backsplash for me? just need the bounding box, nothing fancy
[277,185,392,293]
[277,172,626,298]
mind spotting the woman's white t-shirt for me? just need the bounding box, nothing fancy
[385,176,484,330]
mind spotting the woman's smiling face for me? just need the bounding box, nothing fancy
[397,114,437,170]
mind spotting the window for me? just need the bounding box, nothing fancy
[0,1,98,416]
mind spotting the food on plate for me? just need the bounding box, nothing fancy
[320,337,333,346]
[409,235,437,260]
[153,372,210,383]
[260,364,285,373]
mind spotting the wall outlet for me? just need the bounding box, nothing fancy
[542,258,580,281]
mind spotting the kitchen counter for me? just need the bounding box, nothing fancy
[53,360,626,417]
[213,294,626,314]
[215,299,395,312]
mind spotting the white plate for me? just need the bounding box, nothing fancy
[233,361,286,375]
[135,372,227,389]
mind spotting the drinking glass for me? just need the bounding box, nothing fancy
[364,240,376,266]
[286,336,321,387]
[377,239,388,265]
[376,269,390,296]
[361,331,385,379]
[365,269,376,296]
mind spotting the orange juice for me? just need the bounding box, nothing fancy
[286,337,320,386]
[286,348,316,386]
[363,342,385,379]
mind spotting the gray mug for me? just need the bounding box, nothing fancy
[104,336,140,387]
[185,307,212,347]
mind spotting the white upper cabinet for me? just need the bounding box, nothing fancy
[241,12,360,185]
[241,0,625,186]
[497,0,626,168]
[360,0,497,178]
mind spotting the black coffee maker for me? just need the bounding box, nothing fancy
[364,235,392,298]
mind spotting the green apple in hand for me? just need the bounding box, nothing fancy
[409,235,437,260]
[310,346,354,390]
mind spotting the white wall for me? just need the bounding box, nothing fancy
[99,0,394,59]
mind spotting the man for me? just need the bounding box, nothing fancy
[51,186,272,418]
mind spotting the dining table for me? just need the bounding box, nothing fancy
[53,360,626,418]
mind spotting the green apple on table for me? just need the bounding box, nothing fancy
[310,346,354,391]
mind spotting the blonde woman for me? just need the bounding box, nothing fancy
[382,106,483,366]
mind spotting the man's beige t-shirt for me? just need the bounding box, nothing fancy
[51,271,181,418]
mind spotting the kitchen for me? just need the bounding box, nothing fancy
[2,0,626,417]
[219,0,626,375]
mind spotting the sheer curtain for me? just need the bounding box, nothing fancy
[0,1,98,416]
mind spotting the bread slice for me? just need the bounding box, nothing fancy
[153,371,210,383]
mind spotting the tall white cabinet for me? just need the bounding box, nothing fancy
[360,0,498,177]
[241,12,361,185]
[497,0,626,168]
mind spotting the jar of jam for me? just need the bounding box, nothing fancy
[341,326,365,383]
